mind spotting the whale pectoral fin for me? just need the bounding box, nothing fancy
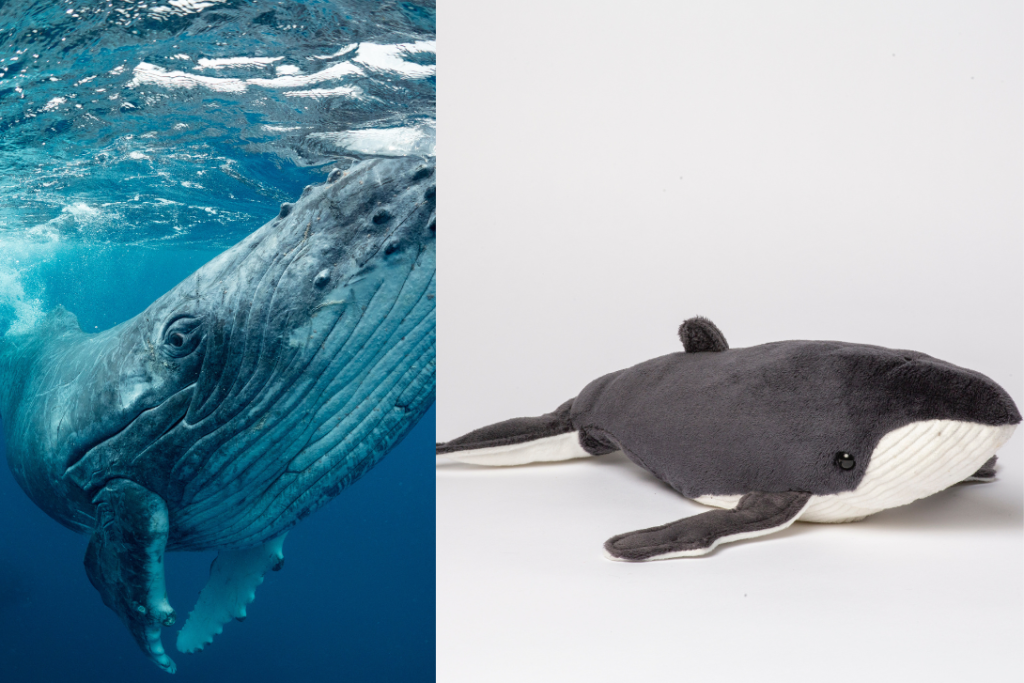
[959,455,998,483]
[604,491,811,561]
[176,534,287,654]
[84,479,177,674]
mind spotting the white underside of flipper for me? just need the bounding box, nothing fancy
[693,493,744,510]
[442,431,592,466]
[176,533,287,654]
[603,507,807,561]
[694,420,1016,523]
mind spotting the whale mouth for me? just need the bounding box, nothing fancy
[64,383,197,495]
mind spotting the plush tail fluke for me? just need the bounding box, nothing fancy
[437,398,600,466]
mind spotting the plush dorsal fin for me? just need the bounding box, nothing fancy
[678,316,729,353]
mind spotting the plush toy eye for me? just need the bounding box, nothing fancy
[834,452,856,470]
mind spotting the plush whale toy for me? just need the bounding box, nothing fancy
[438,317,1020,561]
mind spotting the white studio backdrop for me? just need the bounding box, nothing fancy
[439,3,1022,682]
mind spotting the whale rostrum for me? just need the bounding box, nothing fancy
[0,157,436,672]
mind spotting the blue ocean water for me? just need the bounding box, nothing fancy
[0,1,434,680]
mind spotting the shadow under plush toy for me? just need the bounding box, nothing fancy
[437,317,1020,561]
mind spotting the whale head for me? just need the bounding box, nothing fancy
[1,156,436,545]
[792,345,1020,522]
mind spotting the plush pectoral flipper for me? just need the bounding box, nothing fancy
[176,534,287,654]
[437,398,606,465]
[84,479,177,673]
[605,491,812,561]
[960,455,998,483]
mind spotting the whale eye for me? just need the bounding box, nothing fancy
[834,452,856,470]
[162,316,202,358]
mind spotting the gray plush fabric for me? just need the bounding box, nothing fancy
[605,491,811,561]
[436,398,575,454]
[570,339,1020,499]
[678,316,729,353]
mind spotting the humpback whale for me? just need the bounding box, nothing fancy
[439,317,1019,561]
[0,157,436,672]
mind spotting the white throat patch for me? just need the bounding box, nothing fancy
[696,420,1016,523]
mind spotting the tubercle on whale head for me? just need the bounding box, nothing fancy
[134,156,435,357]
[153,157,435,309]
[155,160,432,396]
[156,157,435,350]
